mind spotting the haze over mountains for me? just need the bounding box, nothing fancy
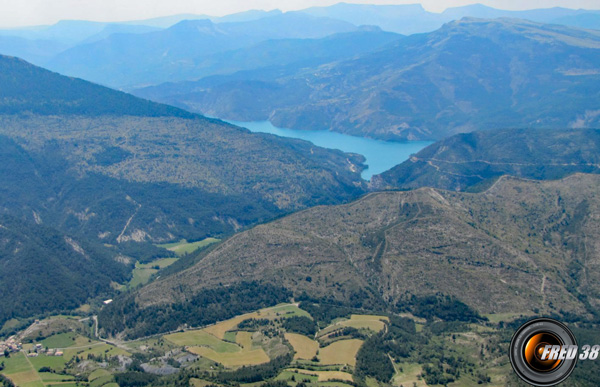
[300,3,600,34]
[45,13,360,88]
[138,18,600,140]
[2,5,600,386]
[0,3,599,87]
[0,3,597,143]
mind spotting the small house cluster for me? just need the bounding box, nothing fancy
[0,337,22,355]
[25,343,63,357]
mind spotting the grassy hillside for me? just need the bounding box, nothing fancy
[374,128,600,191]
[102,173,600,338]
[146,18,600,140]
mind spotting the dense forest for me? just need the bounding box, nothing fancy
[0,214,129,324]
[99,282,292,338]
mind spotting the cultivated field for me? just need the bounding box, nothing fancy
[166,330,240,352]
[287,369,354,382]
[319,339,363,366]
[319,314,389,337]
[203,313,260,339]
[259,304,311,319]
[203,303,308,339]
[168,328,269,368]
[0,352,43,387]
[187,346,270,367]
[285,333,319,360]
[157,238,219,256]
[337,315,388,333]
[129,257,178,288]
[236,331,254,349]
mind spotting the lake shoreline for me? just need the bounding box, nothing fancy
[225,119,433,180]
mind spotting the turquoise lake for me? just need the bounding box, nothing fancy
[226,120,433,180]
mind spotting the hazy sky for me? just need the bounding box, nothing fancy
[1,0,599,28]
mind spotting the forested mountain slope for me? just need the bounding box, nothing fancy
[0,54,366,323]
[102,173,600,337]
[374,128,600,191]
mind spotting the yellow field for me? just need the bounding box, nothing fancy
[338,319,385,332]
[288,369,354,382]
[319,339,364,366]
[191,378,222,387]
[236,331,254,350]
[203,312,260,339]
[258,304,311,319]
[187,346,270,367]
[392,363,428,387]
[285,333,319,360]
[166,330,240,352]
[202,303,307,339]
[320,314,389,337]
[350,314,389,322]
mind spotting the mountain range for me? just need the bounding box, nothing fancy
[0,3,599,89]
[1,0,600,365]
[136,18,600,141]
[299,3,600,34]
[92,122,600,338]
[44,13,359,88]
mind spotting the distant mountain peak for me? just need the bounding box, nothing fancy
[167,18,217,32]
[324,2,427,12]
